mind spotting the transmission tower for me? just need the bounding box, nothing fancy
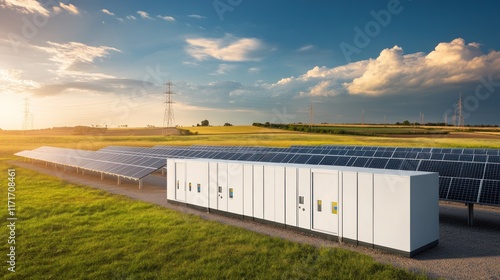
[163,81,175,130]
[309,102,314,128]
[22,97,34,130]
[455,93,464,127]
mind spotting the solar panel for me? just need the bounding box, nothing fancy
[16,144,500,207]
[439,177,452,199]
[291,154,312,164]
[479,180,500,205]
[400,159,419,171]
[447,178,481,203]
[318,156,337,166]
[484,164,500,180]
[366,158,388,169]
[460,163,485,179]
[334,156,350,166]
[351,157,369,167]
[489,156,500,163]
[385,159,403,170]
[306,155,324,165]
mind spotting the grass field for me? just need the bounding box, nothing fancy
[1,125,498,278]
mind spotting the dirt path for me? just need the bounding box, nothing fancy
[12,161,500,280]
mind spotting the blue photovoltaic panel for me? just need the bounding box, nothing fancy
[319,156,338,166]
[489,155,500,163]
[473,155,488,162]
[430,153,444,160]
[479,180,500,205]
[458,154,474,162]
[292,154,312,164]
[334,156,350,166]
[367,158,388,169]
[460,163,485,179]
[400,159,419,171]
[385,159,403,170]
[269,153,287,163]
[374,151,393,158]
[417,153,431,159]
[444,154,460,161]
[351,157,369,167]
[259,153,278,162]
[306,155,324,165]
[392,151,407,158]
[484,164,500,180]
[447,178,481,203]
[439,177,452,199]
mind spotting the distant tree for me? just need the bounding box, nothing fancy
[201,119,209,126]
[402,120,410,125]
[224,123,233,126]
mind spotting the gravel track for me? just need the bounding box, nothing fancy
[12,161,500,280]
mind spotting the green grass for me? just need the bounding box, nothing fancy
[0,162,430,279]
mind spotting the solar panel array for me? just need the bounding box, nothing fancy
[15,146,165,180]
[15,144,500,207]
[99,145,500,207]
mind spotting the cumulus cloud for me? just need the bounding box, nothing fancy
[1,0,50,16]
[126,15,137,20]
[186,34,265,62]
[59,3,79,15]
[273,38,500,97]
[101,9,115,16]
[157,15,175,22]
[137,10,152,19]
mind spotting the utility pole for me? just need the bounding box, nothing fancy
[163,80,175,133]
[362,109,365,125]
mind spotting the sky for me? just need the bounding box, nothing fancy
[1,0,500,130]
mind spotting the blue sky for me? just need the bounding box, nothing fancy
[1,0,500,129]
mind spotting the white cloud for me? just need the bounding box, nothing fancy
[59,3,79,15]
[126,15,137,20]
[1,0,50,16]
[36,41,121,76]
[212,64,236,75]
[273,38,500,97]
[186,34,265,62]
[248,67,260,73]
[0,69,39,92]
[298,44,314,52]
[157,15,175,22]
[188,14,205,19]
[101,9,115,16]
[137,10,152,20]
